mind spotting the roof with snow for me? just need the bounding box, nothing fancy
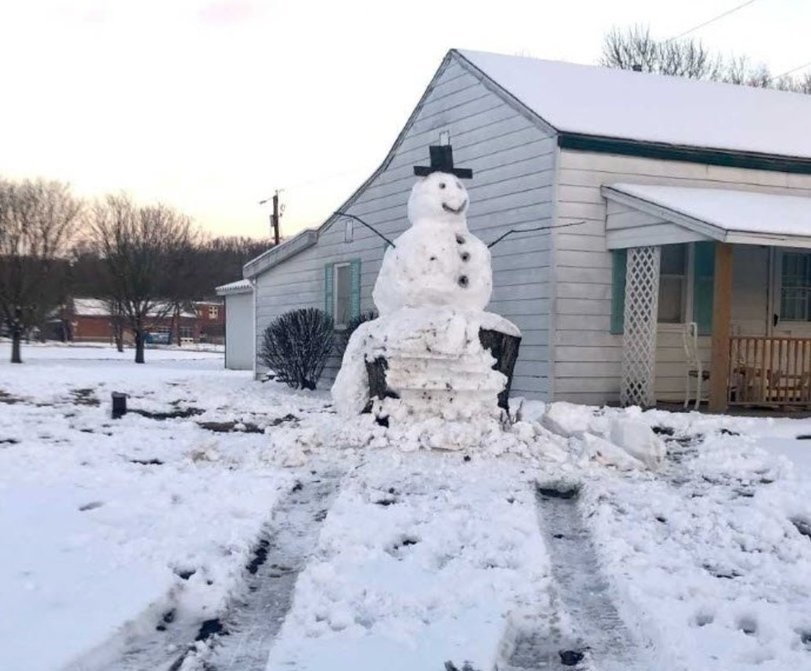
[243,230,318,279]
[72,298,110,317]
[215,279,253,296]
[71,298,197,319]
[603,184,811,249]
[458,50,811,161]
[243,49,811,278]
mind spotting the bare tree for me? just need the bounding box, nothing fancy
[88,193,197,364]
[0,178,82,363]
[601,26,721,79]
[601,25,810,94]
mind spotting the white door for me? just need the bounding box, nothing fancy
[731,246,771,337]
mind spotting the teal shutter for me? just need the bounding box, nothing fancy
[610,249,627,335]
[350,259,361,318]
[692,241,715,335]
[324,263,334,316]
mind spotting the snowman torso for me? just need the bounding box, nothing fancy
[372,172,492,314]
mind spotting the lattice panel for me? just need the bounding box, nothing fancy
[620,246,660,407]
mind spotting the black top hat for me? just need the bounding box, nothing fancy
[413,145,473,179]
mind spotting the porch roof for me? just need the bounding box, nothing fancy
[602,184,811,250]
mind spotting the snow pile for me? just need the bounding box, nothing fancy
[267,451,553,670]
[333,308,516,427]
[539,402,666,470]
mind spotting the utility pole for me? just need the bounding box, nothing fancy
[271,191,281,245]
[260,190,283,246]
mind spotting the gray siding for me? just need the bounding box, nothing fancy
[553,150,811,405]
[254,55,557,397]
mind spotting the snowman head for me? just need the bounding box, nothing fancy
[407,171,469,226]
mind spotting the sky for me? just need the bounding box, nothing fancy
[0,0,809,240]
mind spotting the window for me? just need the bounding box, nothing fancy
[658,244,688,323]
[334,263,352,328]
[781,252,811,321]
[325,260,361,328]
[208,305,219,320]
[179,326,193,339]
[612,242,715,335]
[344,219,354,243]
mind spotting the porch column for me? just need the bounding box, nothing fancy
[621,246,660,407]
[709,242,733,412]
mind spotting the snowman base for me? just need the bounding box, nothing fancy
[332,307,521,426]
[364,327,521,419]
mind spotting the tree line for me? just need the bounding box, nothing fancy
[0,178,270,364]
[601,25,811,93]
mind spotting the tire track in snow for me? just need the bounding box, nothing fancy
[66,471,342,671]
[499,482,646,671]
[179,471,343,671]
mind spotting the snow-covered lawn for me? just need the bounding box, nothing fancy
[3,343,811,670]
[0,343,302,671]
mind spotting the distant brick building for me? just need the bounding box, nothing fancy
[61,298,201,344]
[194,299,225,344]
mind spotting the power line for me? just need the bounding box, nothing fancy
[669,0,759,40]
[776,59,811,79]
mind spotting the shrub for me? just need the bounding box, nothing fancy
[260,308,334,390]
[335,310,378,357]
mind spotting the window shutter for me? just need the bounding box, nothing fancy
[610,249,627,335]
[692,241,715,335]
[324,263,334,316]
[350,259,361,318]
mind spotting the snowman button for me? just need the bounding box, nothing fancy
[460,251,470,262]
[458,275,469,288]
[456,234,465,244]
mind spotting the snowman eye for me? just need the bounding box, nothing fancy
[439,182,446,189]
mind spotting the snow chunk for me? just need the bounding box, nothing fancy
[579,433,645,471]
[541,402,595,438]
[609,419,666,469]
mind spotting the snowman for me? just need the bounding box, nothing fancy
[332,145,520,431]
[372,146,492,314]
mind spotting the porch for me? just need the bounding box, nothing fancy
[603,183,811,412]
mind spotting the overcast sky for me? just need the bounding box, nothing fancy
[1,0,808,239]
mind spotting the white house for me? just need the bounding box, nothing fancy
[216,279,254,370]
[243,48,811,411]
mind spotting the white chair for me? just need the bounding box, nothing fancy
[683,322,708,409]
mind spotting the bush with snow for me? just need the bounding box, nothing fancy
[260,308,334,390]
